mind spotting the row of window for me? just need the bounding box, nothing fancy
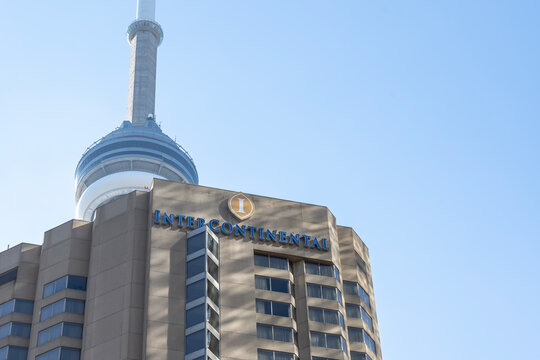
[37,322,83,346]
[351,352,374,360]
[0,299,33,318]
[348,327,377,354]
[256,299,293,318]
[308,307,344,328]
[255,275,292,294]
[256,323,296,343]
[345,304,373,331]
[0,346,27,360]
[36,347,80,360]
[355,252,368,276]
[258,349,296,360]
[258,352,372,360]
[40,298,85,322]
[43,275,87,298]
[343,281,370,309]
[0,267,18,287]
[255,253,290,271]
[305,261,340,282]
[254,254,341,283]
[0,322,30,340]
[306,283,342,304]
[310,331,347,353]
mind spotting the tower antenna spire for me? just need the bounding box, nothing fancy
[126,0,163,126]
[137,0,156,20]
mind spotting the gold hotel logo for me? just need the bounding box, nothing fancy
[228,192,255,221]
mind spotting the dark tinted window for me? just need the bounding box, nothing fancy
[254,254,288,270]
[0,268,17,287]
[43,276,87,298]
[0,322,31,340]
[0,346,28,360]
[208,305,219,331]
[270,278,289,293]
[0,299,33,318]
[187,256,205,278]
[269,256,288,270]
[207,256,219,282]
[187,232,206,255]
[207,236,219,258]
[208,331,220,356]
[186,304,205,328]
[272,302,290,317]
[207,280,219,306]
[186,329,205,354]
[67,276,87,291]
[186,279,205,302]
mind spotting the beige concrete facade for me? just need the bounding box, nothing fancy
[0,179,382,360]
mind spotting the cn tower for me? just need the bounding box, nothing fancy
[75,0,198,220]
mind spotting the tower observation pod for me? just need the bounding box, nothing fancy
[75,0,198,221]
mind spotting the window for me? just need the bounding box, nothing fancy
[255,276,290,294]
[38,322,83,345]
[207,236,219,258]
[207,330,219,356]
[0,268,17,287]
[0,322,31,340]
[0,299,33,318]
[305,262,339,281]
[258,349,295,360]
[207,280,219,306]
[40,298,84,322]
[43,276,87,298]
[306,283,341,304]
[186,329,205,354]
[256,299,291,318]
[355,252,367,276]
[186,304,205,328]
[254,254,288,270]
[208,305,219,331]
[36,347,80,360]
[186,279,205,303]
[348,327,376,354]
[351,352,373,360]
[0,346,28,360]
[256,324,294,343]
[310,331,346,352]
[345,304,373,331]
[187,232,206,255]
[187,256,205,278]
[343,281,370,309]
[308,307,344,328]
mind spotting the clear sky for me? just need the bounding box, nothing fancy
[1,1,539,359]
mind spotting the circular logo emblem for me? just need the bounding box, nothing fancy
[228,192,255,221]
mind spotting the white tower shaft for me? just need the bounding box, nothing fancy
[137,0,155,20]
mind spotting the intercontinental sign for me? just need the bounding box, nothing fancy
[153,193,330,251]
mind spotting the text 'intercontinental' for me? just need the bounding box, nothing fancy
[154,210,330,251]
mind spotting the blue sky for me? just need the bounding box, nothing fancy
[1,1,539,359]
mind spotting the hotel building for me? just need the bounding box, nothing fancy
[0,1,382,359]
